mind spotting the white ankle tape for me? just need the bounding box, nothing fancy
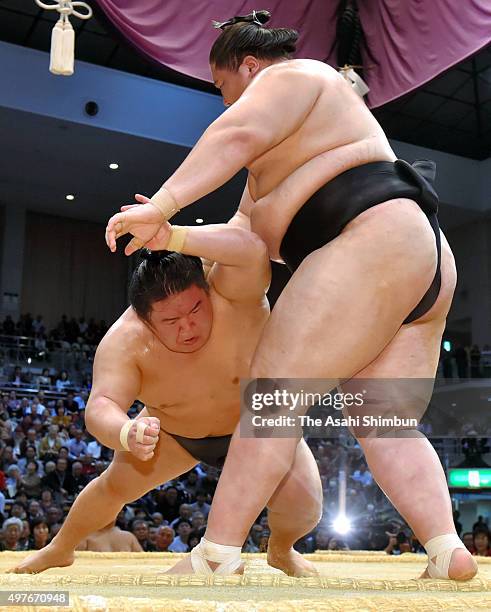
[424,533,466,578]
[190,537,242,575]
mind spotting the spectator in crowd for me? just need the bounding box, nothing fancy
[29,518,50,550]
[200,468,219,498]
[27,500,44,522]
[21,461,42,498]
[156,487,186,523]
[77,520,142,552]
[39,489,54,514]
[472,528,491,557]
[170,504,193,529]
[384,531,410,555]
[470,345,481,378]
[52,405,72,429]
[39,425,64,461]
[69,462,88,496]
[32,315,45,336]
[10,502,26,520]
[67,430,87,461]
[181,470,202,498]
[259,529,270,553]
[55,371,72,393]
[131,520,155,552]
[37,369,51,390]
[462,532,474,552]
[6,465,22,498]
[20,521,31,549]
[151,512,164,527]
[189,490,211,519]
[244,524,264,553]
[9,367,28,387]
[472,515,487,532]
[64,394,80,416]
[168,521,192,552]
[190,511,206,532]
[20,429,40,456]
[25,396,47,418]
[43,458,74,499]
[187,530,202,551]
[0,518,25,551]
[155,526,175,552]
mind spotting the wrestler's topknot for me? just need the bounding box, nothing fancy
[210,9,298,71]
[129,250,208,322]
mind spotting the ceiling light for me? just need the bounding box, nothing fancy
[66,194,75,201]
[109,163,119,170]
[196,218,204,224]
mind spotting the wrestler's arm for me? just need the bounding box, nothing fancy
[227,182,253,231]
[85,329,141,450]
[106,69,320,249]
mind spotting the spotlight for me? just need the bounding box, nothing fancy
[27,357,32,365]
[333,514,351,535]
[196,218,204,224]
[66,194,75,201]
[109,163,119,170]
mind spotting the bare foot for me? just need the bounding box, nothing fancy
[267,543,318,577]
[6,543,74,575]
[164,553,244,575]
[419,548,478,580]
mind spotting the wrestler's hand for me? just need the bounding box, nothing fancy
[128,416,161,462]
[105,193,163,256]
[119,196,173,252]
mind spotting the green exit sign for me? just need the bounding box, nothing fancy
[448,468,491,488]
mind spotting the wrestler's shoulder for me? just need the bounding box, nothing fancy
[261,58,337,80]
[96,308,148,354]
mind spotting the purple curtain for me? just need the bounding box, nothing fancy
[95,0,491,108]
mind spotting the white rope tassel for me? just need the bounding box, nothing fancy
[339,65,370,99]
[190,537,242,575]
[34,1,93,76]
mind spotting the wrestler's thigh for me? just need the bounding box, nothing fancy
[267,440,323,517]
[251,202,438,382]
[102,408,198,501]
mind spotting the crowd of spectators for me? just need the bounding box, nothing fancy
[0,315,489,557]
[439,343,491,379]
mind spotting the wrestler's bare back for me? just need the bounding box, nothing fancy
[102,287,268,438]
[240,59,397,258]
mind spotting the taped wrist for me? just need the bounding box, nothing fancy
[150,186,180,221]
[119,420,147,451]
[166,226,188,252]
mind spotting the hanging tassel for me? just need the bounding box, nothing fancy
[339,65,370,99]
[34,1,92,77]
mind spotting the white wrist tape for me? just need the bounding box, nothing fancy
[119,420,147,451]
[190,536,242,575]
[150,186,180,221]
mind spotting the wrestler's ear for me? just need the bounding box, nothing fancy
[241,55,260,77]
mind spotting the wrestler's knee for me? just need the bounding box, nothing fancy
[99,462,147,503]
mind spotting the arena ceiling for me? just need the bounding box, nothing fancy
[2,0,490,161]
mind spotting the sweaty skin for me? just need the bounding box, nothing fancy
[9,224,322,577]
[104,56,477,580]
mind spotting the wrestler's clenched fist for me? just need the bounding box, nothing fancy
[124,416,161,461]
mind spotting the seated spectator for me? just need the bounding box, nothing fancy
[52,405,72,429]
[181,469,202,498]
[55,371,72,393]
[37,368,51,390]
[76,520,142,552]
[87,460,107,482]
[131,520,156,552]
[21,460,42,498]
[151,512,165,527]
[170,504,193,529]
[20,429,40,455]
[190,511,206,532]
[189,490,211,519]
[0,517,26,551]
[244,524,263,553]
[20,520,31,549]
[200,467,219,497]
[462,531,474,552]
[156,487,186,523]
[27,500,45,522]
[39,425,64,461]
[69,461,88,496]
[32,315,45,336]
[12,398,28,420]
[168,521,192,553]
[187,530,201,551]
[6,465,22,498]
[9,367,28,387]
[67,430,87,460]
[472,528,491,556]
[64,393,80,416]
[73,391,88,411]
[10,502,26,520]
[328,536,350,551]
[29,518,50,550]
[154,526,175,552]
[43,457,74,499]
[25,396,47,417]
[7,391,20,411]
[39,489,54,514]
